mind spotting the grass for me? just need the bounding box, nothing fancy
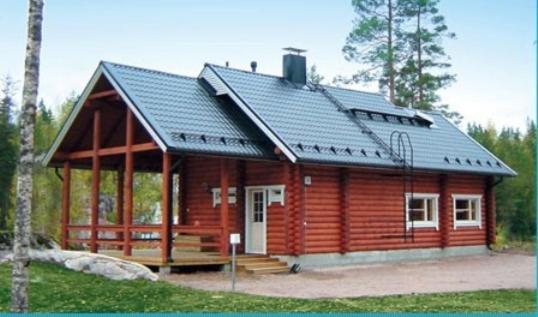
[0,262,535,313]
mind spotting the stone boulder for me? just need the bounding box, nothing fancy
[3,250,158,281]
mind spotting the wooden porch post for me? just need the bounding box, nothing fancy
[161,152,173,263]
[116,167,124,247]
[439,174,450,248]
[90,108,101,253]
[123,108,134,256]
[178,160,188,225]
[60,161,71,249]
[220,158,229,257]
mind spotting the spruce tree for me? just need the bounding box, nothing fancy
[0,76,18,230]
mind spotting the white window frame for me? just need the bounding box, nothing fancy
[244,185,286,206]
[212,187,237,207]
[452,194,482,229]
[405,193,439,230]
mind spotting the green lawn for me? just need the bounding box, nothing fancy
[0,262,535,313]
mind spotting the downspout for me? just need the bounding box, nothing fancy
[54,167,63,181]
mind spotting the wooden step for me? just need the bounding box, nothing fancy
[234,255,289,275]
[247,266,289,275]
[236,254,269,259]
[236,258,279,264]
[241,261,286,268]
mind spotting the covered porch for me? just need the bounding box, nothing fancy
[54,88,234,267]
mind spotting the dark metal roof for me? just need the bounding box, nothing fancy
[45,60,515,176]
[203,64,515,176]
[102,62,275,158]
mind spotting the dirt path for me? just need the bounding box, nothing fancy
[164,253,535,299]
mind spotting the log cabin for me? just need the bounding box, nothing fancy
[44,51,515,271]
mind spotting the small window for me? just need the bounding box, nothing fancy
[453,195,482,228]
[212,187,237,207]
[406,193,439,230]
[267,185,285,206]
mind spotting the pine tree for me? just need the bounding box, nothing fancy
[342,0,406,102]
[396,0,461,122]
[0,76,18,230]
[307,65,325,85]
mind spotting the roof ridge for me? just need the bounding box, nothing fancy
[208,63,396,99]
[321,84,384,97]
[101,61,197,81]
[207,63,286,80]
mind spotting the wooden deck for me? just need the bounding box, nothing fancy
[100,249,230,267]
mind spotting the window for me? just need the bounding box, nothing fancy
[267,185,285,206]
[252,191,264,223]
[212,187,237,207]
[452,195,482,228]
[405,193,439,230]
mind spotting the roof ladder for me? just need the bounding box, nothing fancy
[311,83,404,167]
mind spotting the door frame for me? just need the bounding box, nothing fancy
[244,186,268,254]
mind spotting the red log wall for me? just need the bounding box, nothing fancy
[182,156,491,255]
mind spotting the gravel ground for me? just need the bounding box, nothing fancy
[164,253,536,299]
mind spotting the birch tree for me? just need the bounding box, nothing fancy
[11,0,44,312]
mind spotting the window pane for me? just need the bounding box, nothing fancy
[409,198,424,210]
[455,199,468,210]
[456,210,467,220]
[426,199,435,221]
[410,209,425,221]
[470,200,478,220]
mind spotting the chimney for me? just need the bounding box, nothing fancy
[282,47,307,85]
[250,61,257,72]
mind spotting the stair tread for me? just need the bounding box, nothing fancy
[248,267,289,274]
[237,262,288,269]
[236,259,279,264]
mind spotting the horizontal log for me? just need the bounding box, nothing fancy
[55,142,158,160]
[88,90,118,100]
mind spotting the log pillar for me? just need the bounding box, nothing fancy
[161,152,173,263]
[123,108,134,256]
[220,158,229,257]
[281,163,291,254]
[90,108,101,253]
[178,160,188,225]
[439,174,450,248]
[339,168,350,254]
[485,176,496,246]
[116,167,124,248]
[235,160,246,253]
[60,161,71,249]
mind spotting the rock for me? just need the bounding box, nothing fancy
[31,250,159,281]
[0,232,59,251]
[1,249,158,281]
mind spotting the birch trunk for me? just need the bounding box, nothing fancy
[11,0,44,312]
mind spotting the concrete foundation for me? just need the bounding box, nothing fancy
[275,245,490,269]
[158,266,171,275]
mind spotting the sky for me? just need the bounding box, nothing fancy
[0,0,535,131]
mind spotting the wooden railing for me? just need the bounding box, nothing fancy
[65,224,223,252]
[173,225,222,251]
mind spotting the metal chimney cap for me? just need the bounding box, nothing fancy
[250,61,258,72]
[283,47,307,55]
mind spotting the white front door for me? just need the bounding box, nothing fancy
[245,188,267,254]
